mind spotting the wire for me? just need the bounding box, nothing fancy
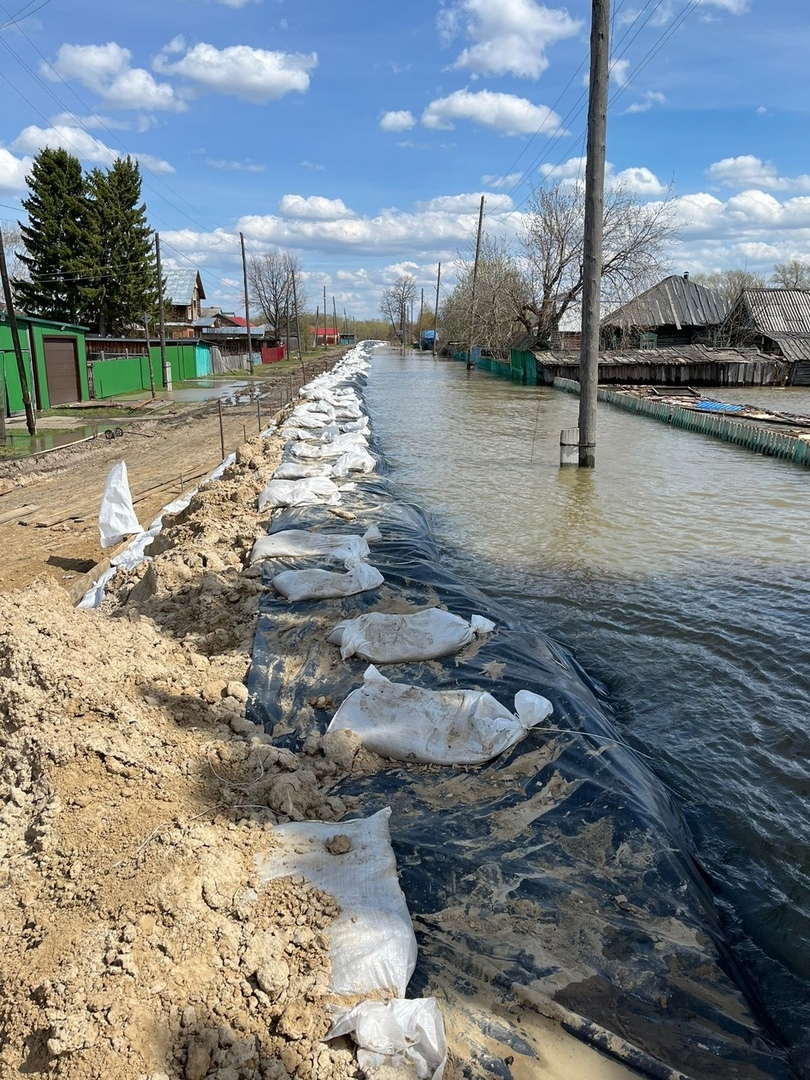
[0,0,54,32]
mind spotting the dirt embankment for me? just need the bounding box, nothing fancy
[0,430,384,1080]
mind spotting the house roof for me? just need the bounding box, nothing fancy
[163,268,205,305]
[736,288,810,336]
[602,275,729,329]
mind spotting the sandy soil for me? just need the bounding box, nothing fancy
[0,376,644,1079]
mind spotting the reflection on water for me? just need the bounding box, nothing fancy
[365,348,810,1074]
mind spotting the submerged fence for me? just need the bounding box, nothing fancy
[554,377,810,469]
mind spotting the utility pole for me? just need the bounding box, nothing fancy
[323,285,327,349]
[143,315,156,399]
[332,295,339,346]
[240,232,254,375]
[467,195,485,370]
[432,262,441,357]
[155,233,171,394]
[0,224,36,434]
[578,0,611,468]
[291,269,304,370]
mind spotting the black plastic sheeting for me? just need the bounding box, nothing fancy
[247,366,794,1080]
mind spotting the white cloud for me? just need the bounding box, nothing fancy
[380,110,416,132]
[213,0,261,7]
[539,156,667,195]
[278,195,356,220]
[706,155,810,193]
[624,91,666,115]
[0,148,32,193]
[206,158,267,172]
[482,172,523,188]
[438,0,582,79]
[11,124,174,173]
[44,43,184,112]
[154,40,317,102]
[416,192,513,213]
[609,58,631,87]
[422,90,565,136]
[622,0,748,28]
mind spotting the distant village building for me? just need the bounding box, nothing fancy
[601,273,729,349]
[720,288,810,384]
[163,268,206,338]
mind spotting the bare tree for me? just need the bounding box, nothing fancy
[521,180,679,342]
[379,273,416,340]
[771,259,810,289]
[690,268,766,301]
[1,222,28,309]
[248,250,307,337]
[440,236,531,359]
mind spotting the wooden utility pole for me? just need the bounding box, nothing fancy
[291,269,304,370]
[323,286,327,348]
[155,234,171,393]
[578,0,611,468]
[332,295,339,346]
[0,225,35,434]
[432,262,441,357]
[240,232,254,375]
[467,196,485,370]
[314,304,320,352]
[143,315,156,399]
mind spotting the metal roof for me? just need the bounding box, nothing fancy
[532,344,763,366]
[740,288,810,336]
[163,268,205,305]
[602,275,729,329]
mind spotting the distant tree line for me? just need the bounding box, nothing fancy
[10,147,158,336]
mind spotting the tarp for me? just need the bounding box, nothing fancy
[246,345,792,1080]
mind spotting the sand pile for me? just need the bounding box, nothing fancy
[0,433,381,1080]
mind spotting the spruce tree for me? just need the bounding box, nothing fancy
[15,148,90,324]
[85,157,158,336]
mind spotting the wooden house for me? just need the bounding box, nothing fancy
[163,268,206,338]
[601,274,729,349]
[720,288,810,383]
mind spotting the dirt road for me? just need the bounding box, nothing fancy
[0,361,338,596]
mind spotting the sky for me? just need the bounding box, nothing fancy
[1,0,809,320]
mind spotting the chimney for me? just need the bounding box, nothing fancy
[683,272,690,281]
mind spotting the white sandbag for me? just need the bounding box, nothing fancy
[328,666,553,765]
[272,562,384,601]
[287,431,369,461]
[256,808,417,997]
[257,476,341,511]
[273,460,333,480]
[339,416,369,434]
[328,608,496,663]
[249,527,375,567]
[98,462,143,549]
[330,448,376,476]
[327,999,447,1080]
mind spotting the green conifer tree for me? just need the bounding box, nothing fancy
[15,148,90,324]
[85,157,158,336]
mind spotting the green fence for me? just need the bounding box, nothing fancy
[553,377,810,469]
[89,343,209,398]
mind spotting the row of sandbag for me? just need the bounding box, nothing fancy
[252,345,447,1077]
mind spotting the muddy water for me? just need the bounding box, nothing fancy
[364,348,810,1076]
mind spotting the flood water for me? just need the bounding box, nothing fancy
[364,348,810,1075]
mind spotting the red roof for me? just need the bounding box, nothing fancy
[231,315,247,327]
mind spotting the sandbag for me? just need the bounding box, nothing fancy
[272,563,384,602]
[328,608,496,663]
[327,999,446,1079]
[249,528,374,567]
[257,476,341,511]
[98,461,142,549]
[327,665,552,764]
[287,431,369,461]
[273,461,333,480]
[330,448,377,476]
[257,808,416,997]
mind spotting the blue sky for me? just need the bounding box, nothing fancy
[1,0,808,318]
